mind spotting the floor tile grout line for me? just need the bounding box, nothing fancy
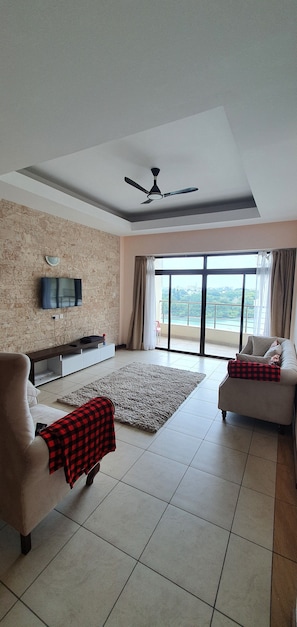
[18,524,84,600]
[13,599,49,626]
[102,561,139,626]
[57,476,123,527]
[1,350,287,625]
[211,417,272,619]
[102,555,216,627]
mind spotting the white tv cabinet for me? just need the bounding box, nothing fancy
[27,340,115,386]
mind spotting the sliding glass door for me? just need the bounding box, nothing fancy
[169,274,202,351]
[155,273,169,349]
[155,257,203,351]
[205,274,246,357]
[155,254,258,358]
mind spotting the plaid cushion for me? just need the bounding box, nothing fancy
[228,360,281,382]
[40,396,116,487]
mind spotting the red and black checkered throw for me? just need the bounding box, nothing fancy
[40,396,116,487]
[228,360,281,382]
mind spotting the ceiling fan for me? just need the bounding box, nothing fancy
[124,167,198,204]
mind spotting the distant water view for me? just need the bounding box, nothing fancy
[157,284,264,337]
[162,317,254,333]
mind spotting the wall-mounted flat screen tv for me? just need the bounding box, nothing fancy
[41,277,82,309]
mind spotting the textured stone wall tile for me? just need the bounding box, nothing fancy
[0,200,120,353]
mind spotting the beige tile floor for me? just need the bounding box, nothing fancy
[0,348,286,626]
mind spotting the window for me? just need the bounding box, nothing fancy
[155,253,258,358]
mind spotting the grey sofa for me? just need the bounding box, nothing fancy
[218,336,297,426]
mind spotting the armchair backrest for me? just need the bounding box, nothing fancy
[0,353,35,467]
[0,352,72,546]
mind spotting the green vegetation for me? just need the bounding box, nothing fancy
[161,286,256,322]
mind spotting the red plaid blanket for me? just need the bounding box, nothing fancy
[39,397,116,487]
[228,360,281,382]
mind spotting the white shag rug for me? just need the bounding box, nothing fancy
[58,362,205,432]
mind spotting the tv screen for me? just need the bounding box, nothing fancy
[41,277,82,309]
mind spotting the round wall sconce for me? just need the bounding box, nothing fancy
[45,256,60,267]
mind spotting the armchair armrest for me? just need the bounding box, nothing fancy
[39,396,116,487]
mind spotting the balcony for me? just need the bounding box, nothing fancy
[156,300,260,358]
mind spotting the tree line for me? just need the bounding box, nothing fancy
[160,286,256,320]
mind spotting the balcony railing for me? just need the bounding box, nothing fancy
[158,300,265,333]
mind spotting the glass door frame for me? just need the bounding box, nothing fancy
[155,253,257,358]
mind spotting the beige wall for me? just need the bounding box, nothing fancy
[120,221,297,344]
[0,200,120,353]
[2,197,297,353]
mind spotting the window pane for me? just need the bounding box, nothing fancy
[155,274,169,349]
[207,254,258,269]
[170,275,201,351]
[205,274,243,358]
[155,256,203,270]
[244,274,257,335]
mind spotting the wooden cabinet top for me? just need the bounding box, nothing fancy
[27,339,103,362]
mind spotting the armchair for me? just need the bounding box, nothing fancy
[0,352,115,554]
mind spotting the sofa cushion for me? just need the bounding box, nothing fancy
[30,404,67,427]
[252,336,278,356]
[264,341,282,359]
[236,353,270,364]
[27,380,40,407]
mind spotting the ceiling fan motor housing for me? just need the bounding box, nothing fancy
[149,167,162,199]
[151,167,160,177]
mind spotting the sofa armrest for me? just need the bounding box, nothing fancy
[280,368,297,385]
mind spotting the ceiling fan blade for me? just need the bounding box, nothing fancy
[141,198,154,204]
[124,176,149,195]
[163,187,198,197]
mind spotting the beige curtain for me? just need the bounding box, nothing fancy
[270,248,296,338]
[126,257,147,350]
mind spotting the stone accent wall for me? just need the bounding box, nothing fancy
[0,199,120,353]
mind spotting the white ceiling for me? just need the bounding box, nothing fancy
[0,1,296,236]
